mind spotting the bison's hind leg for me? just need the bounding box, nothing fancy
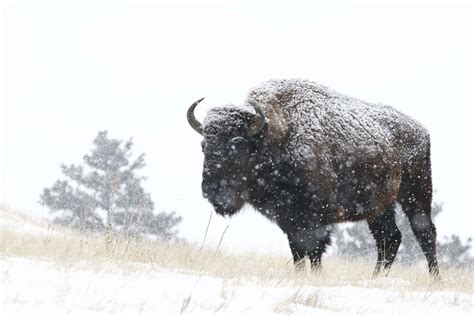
[368,204,402,277]
[399,163,440,279]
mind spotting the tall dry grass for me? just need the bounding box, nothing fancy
[0,209,472,294]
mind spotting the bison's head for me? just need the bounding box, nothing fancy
[187,98,266,216]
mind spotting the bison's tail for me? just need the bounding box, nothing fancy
[398,137,439,278]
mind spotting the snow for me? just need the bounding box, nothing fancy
[1,256,471,315]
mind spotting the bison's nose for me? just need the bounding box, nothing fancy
[202,179,230,198]
[201,181,217,199]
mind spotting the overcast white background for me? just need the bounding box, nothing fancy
[1,1,472,254]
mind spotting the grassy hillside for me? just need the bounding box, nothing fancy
[1,209,472,295]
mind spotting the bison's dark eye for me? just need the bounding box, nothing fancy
[229,137,245,154]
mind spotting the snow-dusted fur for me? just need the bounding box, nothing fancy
[199,79,439,277]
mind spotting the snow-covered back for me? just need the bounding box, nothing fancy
[245,79,430,168]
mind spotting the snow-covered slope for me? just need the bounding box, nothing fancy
[0,210,472,315]
[2,257,472,315]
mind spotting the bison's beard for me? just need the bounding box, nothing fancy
[206,188,245,216]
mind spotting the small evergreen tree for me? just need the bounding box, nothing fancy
[333,202,472,267]
[40,131,181,240]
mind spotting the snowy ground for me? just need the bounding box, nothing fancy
[2,256,472,315]
[1,210,472,315]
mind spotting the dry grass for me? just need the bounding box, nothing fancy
[0,209,472,295]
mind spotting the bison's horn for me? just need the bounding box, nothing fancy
[247,101,266,136]
[187,98,205,135]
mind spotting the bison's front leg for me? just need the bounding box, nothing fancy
[288,237,306,271]
[287,227,332,272]
[308,227,332,271]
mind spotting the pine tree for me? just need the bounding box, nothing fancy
[39,131,181,240]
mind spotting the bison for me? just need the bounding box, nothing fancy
[187,79,440,278]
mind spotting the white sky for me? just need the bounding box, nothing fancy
[1,1,472,255]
